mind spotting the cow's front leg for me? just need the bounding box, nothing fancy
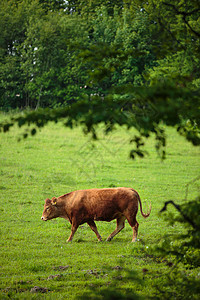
[87,220,102,242]
[67,223,78,242]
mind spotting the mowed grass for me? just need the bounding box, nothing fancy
[0,112,199,299]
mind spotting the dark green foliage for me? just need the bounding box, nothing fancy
[160,196,200,262]
[149,195,200,299]
[0,0,156,110]
[65,0,126,16]
[39,0,67,11]
[147,176,200,299]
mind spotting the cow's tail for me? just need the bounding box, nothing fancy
[131,189,151,218]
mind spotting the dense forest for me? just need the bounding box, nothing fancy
[0,0,199,109]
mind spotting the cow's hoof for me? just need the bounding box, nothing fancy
[131,238,137,242]
[106,238,112,242]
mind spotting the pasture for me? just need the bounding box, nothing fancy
[0,112,199,299]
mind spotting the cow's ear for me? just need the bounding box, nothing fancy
[45,198,51,205]
[51,197,57,206]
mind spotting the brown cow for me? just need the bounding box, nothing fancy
[41,187,151,242]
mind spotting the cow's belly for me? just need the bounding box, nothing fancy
[93,212,123,222]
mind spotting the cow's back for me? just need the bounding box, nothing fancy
[63,187,137,222]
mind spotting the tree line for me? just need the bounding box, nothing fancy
[1,0,199,110]
[0,0,154,109]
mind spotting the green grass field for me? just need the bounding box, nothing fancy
[0,112,199,299]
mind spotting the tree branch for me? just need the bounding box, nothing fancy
[163,2,200,37]
[163,2,200,17]
[160,200,200,230]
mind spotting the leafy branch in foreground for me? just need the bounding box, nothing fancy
[151,186,200,299]
[0,79,199,159]
[159,197,200,260]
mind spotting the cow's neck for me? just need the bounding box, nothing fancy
[57,198,70,221]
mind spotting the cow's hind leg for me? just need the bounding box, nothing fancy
[106,216,126,241]
[126,217,139,242]
[87,220,102,242]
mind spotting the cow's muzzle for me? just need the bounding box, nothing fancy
[41,216,47,221]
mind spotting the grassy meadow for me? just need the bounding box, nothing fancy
[0,112,199,299]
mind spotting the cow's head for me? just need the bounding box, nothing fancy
[41,197,58,221]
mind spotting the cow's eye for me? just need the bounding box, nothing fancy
[46,207,50,211]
